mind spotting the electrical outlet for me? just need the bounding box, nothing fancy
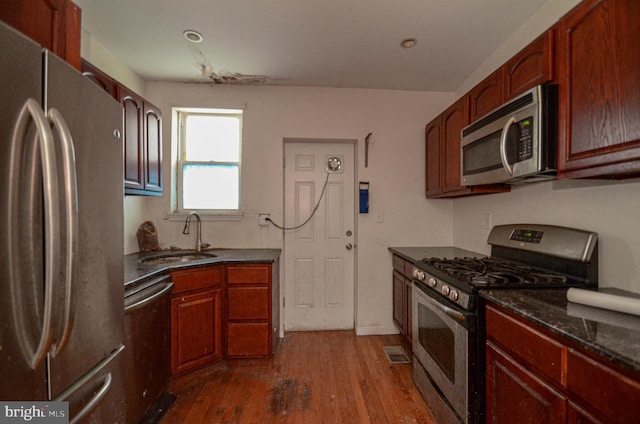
[258,214,270,226]
[482,213,492,230]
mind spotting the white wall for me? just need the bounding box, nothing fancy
[451,0,640,295]
[138,83,454,334]
[452,180,640,294]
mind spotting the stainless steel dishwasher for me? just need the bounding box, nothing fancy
[124,275,173,423]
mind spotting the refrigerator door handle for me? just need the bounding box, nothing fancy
[47,108,79,357]
[69,373,112,424]
[54,345,124,423]
[9,98,60,370]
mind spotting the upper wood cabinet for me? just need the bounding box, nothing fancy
[118,86,163,195]
[468,30,554,123]
[120,87,145,192]
[80,59,118,98]
[426,97,509,198]
[81,60,163,196]
[468,69,504,123]
[556,0,640,179]
[0,0,81,69]
[504,30,554,100]
[143,101,163,193]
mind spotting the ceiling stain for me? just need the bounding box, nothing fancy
[188,44,269,85]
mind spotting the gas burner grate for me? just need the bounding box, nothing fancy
[420,256,571,288]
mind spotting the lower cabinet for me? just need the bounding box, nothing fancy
[392,254,412,346]
[169,261,278,375]
[485,303,640,424]
[486,342,567,424]
[170,266,223,376]
[226,264,275,358]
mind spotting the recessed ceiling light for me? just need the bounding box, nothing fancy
[400,38,417,49]
[183,30,203,43]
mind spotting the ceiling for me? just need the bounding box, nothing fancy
[73,0,549,92]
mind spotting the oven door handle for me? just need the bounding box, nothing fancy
[421,289,467,322]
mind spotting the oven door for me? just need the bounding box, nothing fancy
[412,281,475,423]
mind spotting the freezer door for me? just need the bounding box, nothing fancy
[0,22,49,401]
[44,52,125,399]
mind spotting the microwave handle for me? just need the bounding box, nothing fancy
[499,116,515,176]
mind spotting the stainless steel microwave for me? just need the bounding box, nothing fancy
[460,85,558,186]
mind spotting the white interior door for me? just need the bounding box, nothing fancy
[283,141,355,330]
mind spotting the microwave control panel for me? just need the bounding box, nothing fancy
[515,117,534,161]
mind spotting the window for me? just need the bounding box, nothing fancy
[175,108,242,212]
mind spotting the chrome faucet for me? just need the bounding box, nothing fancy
[182,211,209,252]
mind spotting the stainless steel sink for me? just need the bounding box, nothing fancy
[138,251,217,266]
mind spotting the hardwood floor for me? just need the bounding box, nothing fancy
[160,331,437,423]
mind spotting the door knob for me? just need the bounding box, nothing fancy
[346,243,353,250]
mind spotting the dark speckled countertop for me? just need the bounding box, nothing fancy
[389,246,640,377]
[125,248,281,288]
[481,289,640,376]
[389,246,484,263]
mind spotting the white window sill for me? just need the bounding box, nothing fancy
[166,212,244,222]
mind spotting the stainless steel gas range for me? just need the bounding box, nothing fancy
[411,224,598,424]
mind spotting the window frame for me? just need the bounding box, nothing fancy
[174,107,243,216]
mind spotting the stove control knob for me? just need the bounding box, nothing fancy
[441,285,450,296]
[428,277,437,288]
[413,269,426,281]
[449,290,459,302]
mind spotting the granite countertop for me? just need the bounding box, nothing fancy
[124,248,281,287]
[389,246,484,263]
[481,289,640,376]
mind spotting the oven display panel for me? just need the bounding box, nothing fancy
[510,229,543,243]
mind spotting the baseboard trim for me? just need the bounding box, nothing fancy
[355,325,400,336]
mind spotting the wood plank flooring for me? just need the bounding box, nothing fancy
[160,331,437,423]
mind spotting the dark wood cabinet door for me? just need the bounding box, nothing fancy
[227,323,270,357]
[143,102,163,193]
[486,342,567,424]
[557,0,640,178]
[468,69,503,122]
[392,271,404,332]
[504,30,554,100]
[566,348,640,424]
[80,59,118,98]
[404,277,412,344]
[568,403,604,424]
[442,97,469,193]
[171,288,222,375]
[425,117,442,197]
[119,87,145,192]
[0,0,81,69]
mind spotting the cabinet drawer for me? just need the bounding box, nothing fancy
[486,305,564,385]
[228,287,269,320]
[227,322,269,357]
[566,348,640,424]
[227,264,270,285]
[392,255,413,278]
[171,266,222,294]
[392,255,405,273]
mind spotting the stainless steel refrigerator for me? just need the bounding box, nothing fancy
[0,21,126,423]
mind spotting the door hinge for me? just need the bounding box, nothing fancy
[283,297,285,308]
